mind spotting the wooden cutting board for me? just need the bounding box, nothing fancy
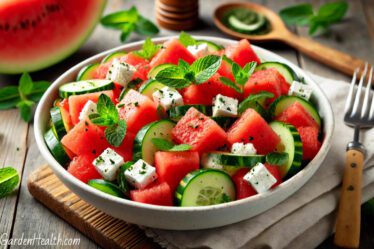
[27,165,160,249]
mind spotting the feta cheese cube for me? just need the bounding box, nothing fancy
[124,159,157,189]
[79,100,97,122]
[288,81,313,100]
[152,86,184,111]
[93,148,124,181]
[212,94,238,117]
[243,163,277,194]
[201,154,224,170]
[187,43,209,57]
[231,142,257,156]
[106,59,136,87]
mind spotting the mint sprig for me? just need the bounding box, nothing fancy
[238,91,274,114]
[133,38,162,60]
[155,55,222,89]
[0,167,19,198]
[0,72,50,122]
[266,152,289,166]
[279,1,348,35]
[151,138,192,152]
[101,6,159,42]
[179,32,197,47]
[89,94,127,147]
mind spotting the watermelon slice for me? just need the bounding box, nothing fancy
[264,163,282,188]
[130,182,173,206]
[68,90,114,125]
[218,59,235,81]
[118,89,159,134]
[111,132,135,162]
[0,0,106,74]
[155,151,200,192]
[297,126,321,160]
[244,68,284,104]
[183,73,242,105]
[227,108,280,154]
[232,168,257,200]
[275,101,320,129]
[68,155,102,183]
[150,38,196,68]
[172,107,227,153]
[225,39,260,67]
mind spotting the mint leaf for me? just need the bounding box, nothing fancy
[220,77,242,93]
[179,32,196,47]
[191,55,222,84]
[0,167,19,198]
[133,37,161,60]
[28,81,51,102]
[169,144,192,152]
[0,86,19,102]
[97,94,118,124]
[316,1,348,23]
[117,162,133,197]
[279,4,313,26]
[101,6,139,26]
[19,72,33,96]
[155,66,192,89]
[135,16,159,36]
[178,59,190,72]
[105,119,127,147]
[242,62,257,78]
[266,152,289,166]
[120,23,136,42]
[0,98,21,110]
[238,91,274,114]
[16,100,34,122]
[152,138,174,151]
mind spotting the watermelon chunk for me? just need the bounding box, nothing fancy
[155,151,200,192]
[111,132,135,162]
[183,73,242,105]
[172,107,227,153]
[68,90,115,125]
[232,168,257,200]
[244,68,284,104]
[118,89,159,134]
[150,38,196,68]
[264,163,282,188]
[61,119,109,156]
[227,108,280,154]
[275,101,319,129]
[225,39,260,67]
[218,59,235,81]
[297,126,321,160]
[68,155,102,183]
[130,182,173,206]
[95,62,111,79]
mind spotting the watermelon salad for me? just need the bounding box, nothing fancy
[44,33,323,207]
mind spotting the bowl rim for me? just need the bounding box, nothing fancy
[34,35,334,212]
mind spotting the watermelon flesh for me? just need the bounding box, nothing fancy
[0,0,106,74]
[225,39,261,67]
[111,132,135,162]
[68,155,102,183]
[275,101,320,129]
[172,107,227,153]
[298,126,321,160]
[130,182,173,206]
[227,108,280,154]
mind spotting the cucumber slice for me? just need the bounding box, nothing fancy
[101,51,127,63]
[147,63,174,79]
[44,129,70,166]
[269,121,303,179]
[139,79,166,99]
[50,107,67,140]
[269,96,321,126]
[133,120,175,165]
[196,40,224,52]
[88,179,123,197]
[169,105,211,121]
[255,62,297,84]
[59,79,114,98]
[176,169,235,206]
[202,152,265,167]
[211,117,236,130]
[118,78,143,101]
[76,63,100,81]
[228,13,266,32]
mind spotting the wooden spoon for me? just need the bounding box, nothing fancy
[214,2,368,79]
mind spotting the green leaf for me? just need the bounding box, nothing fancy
[0,167,19,198]
[135,16,159,36]
[152,138,174,151]
[266,152,289,166]
[89,113,115,126]
[120,23,136,42]
[238,91,274,114]
[0,98,21,110]
[101,6,139,26]
[19,72,33,96]
[279,4,314,26]
[155,66,192,89]
[16,100,34,122]
[133,37,162,60]
[222,55,234,65]
[0,86,19,102]
[316,1,348,24]
[105,119,127,147]
[28,80,51,102]
[190,55,222,84]
[179,31,196,47]
[97,94,119,124]
[178,59,190,72]
[117,162,133,197]
[219,77,242,93]
[169,144,192,152]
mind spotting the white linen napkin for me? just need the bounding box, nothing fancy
[143,74,374,249]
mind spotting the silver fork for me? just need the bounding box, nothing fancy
[334,63,374,248]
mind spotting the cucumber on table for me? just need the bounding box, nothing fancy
[255,61,297,84]
[59,79,114,98]
[169,105,211,121]
[147,64,174,79]
[44,129,70,166]
[88,179,123,197]
[133,120,175,165]
[269,121,303,179]
[138,79,166,99]
[50,107,68,139]
[76,63,100,81]
[175,169,236,206]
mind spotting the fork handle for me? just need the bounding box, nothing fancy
[334,149,365,248]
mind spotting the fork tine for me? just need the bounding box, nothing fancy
[361,66,373,119]
[351,63,368,117]
[344,68,358,115]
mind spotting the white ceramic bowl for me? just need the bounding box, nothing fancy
[34,36,334,230]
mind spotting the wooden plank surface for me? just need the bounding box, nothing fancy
[0,0,373,248]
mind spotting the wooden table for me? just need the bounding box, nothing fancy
[1,0,374,248]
